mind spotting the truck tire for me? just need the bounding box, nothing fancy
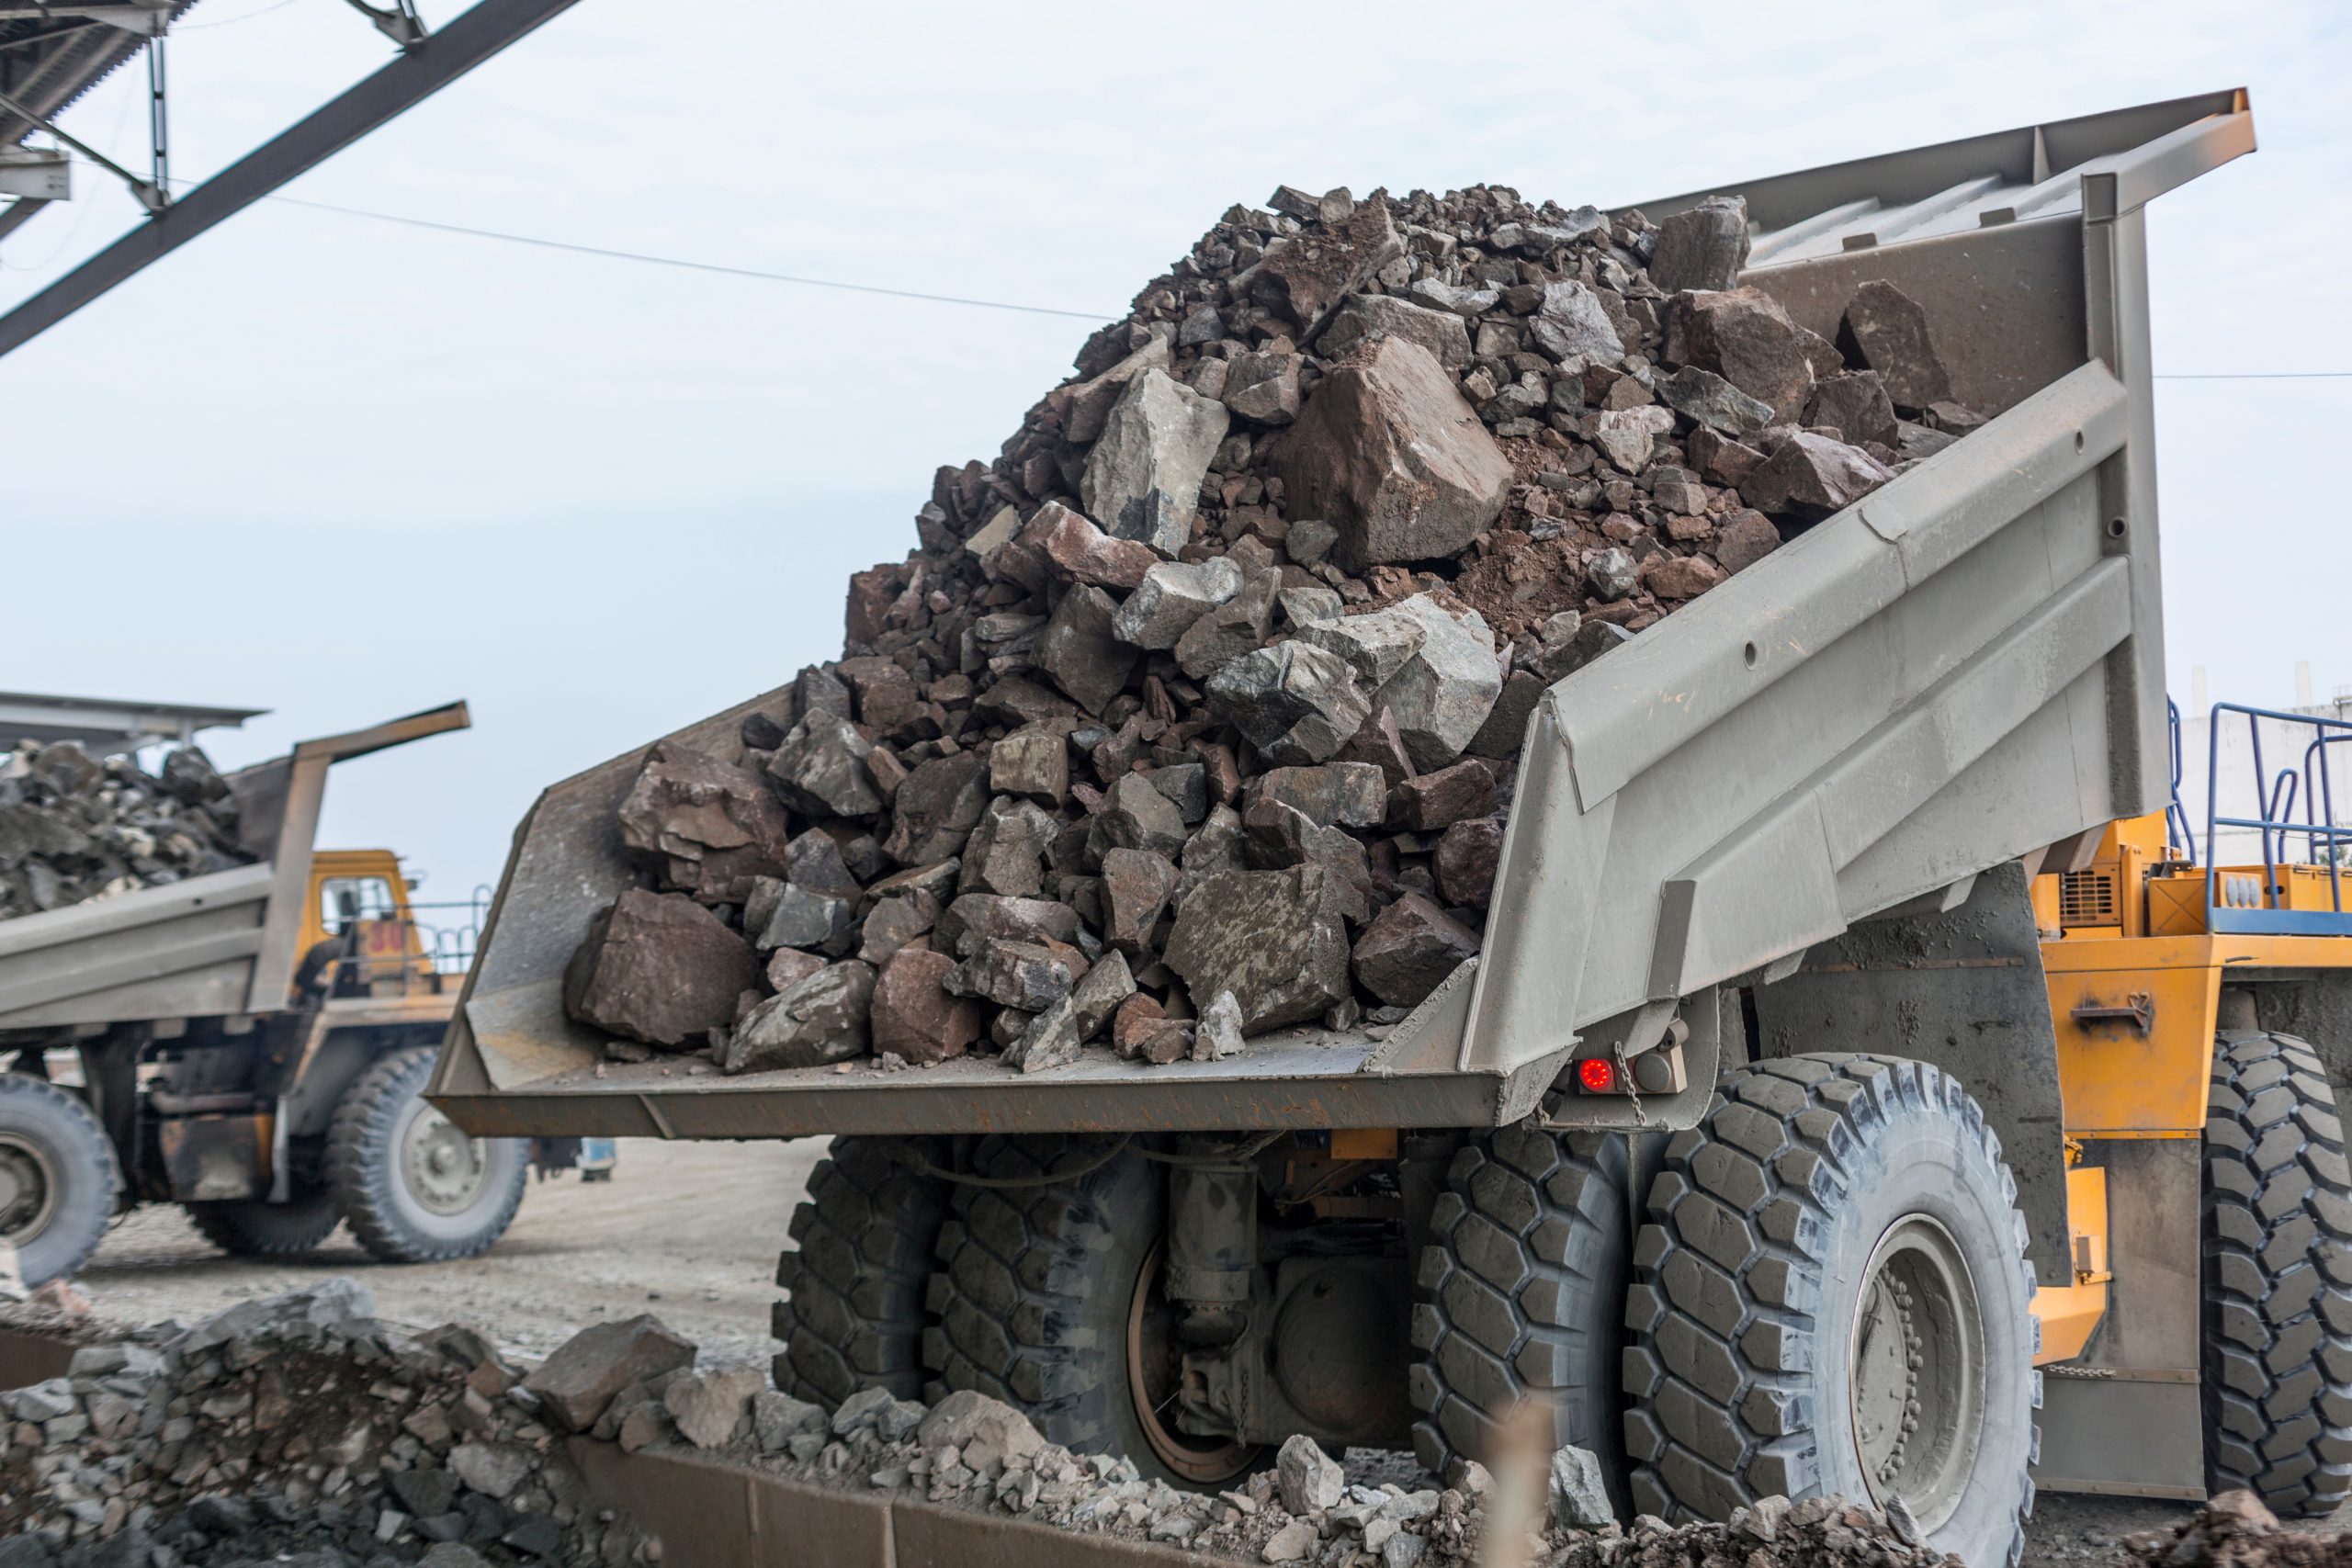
[925,1135,1256,1486]
[186,1186,342,1257]
[772,1137,948,1405]
[0,1073,120,1287]
[326,1045,527,1264]
[2201,1031,2352,1517]
[1410,1124,1634,1508]
[1625,1055,2036,1567]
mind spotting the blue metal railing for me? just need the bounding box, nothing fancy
[2204,702,2352,935]
[2165,697,2196,866]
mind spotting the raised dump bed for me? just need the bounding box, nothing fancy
[433,92,2261,1566]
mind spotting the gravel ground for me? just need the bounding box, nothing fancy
[63,1136,2345,1562]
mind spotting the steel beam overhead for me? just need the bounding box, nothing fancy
[0,0,584,359]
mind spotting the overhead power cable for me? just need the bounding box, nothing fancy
[28,152,2352,367]
[268,194,1118,321]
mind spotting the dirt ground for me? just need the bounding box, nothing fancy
[69,1137,2333,1563]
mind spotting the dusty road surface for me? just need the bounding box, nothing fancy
[81,1138,820,1366]
[68,1134,2335,1562]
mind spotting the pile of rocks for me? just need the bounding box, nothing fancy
[2124,1492,2350,1568]
[0,741,252,922]
[3,1286,1981,1568]
[562,180,1986,1075]
[0,1282,646,1566]
[551,1315,1962,1568]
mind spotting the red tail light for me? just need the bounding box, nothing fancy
[1577,1057,1616,1093]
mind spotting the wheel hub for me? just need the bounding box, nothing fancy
[399,1103,492,1216]
[0,1134,57,1243]
[1126,1242,1259,1485]
[1849,1213,1985,1533]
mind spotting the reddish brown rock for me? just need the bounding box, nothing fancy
[882,754,989,866]
[616,743,792,904]
[1025,501,1161,592]
[1110,993,1169,1059]
[1246,763,1388,829]
[1690,425,1767,487]
[564,888,759,1049]
[765,946,828,993]
[1163,867,1352,1032]
[1643,553,1727,602]
[870,947,984,1065]
[1838,280,1953,411]
[1100,848,1180,955]
[1805,370,1900,450]
[1434,819,1505,908]
[1741,432,1896,518]
[1713,511,1782,575]
[1351,892,1481,1008]
[1388,759,1495,831]
[1272,335,1514,571]
[1251,194,1402,335]
[844,565,906,646]
[1662,287,1817,422]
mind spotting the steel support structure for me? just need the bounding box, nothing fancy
[0,0,584,359]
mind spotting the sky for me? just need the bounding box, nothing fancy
[2,0,2346,905]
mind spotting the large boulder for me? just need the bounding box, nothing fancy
[1742,432,1896,518]
[1272,336,1513,571]
[1301,593,1501,771]
[1206,641,1372,766]
[766,712,883,819]
[1037,583,1138,716]
[1662,286,1820,423]
[616,743,791,902]
[1351,891,1480,1008]
[1080,369,1228,558]
[1646,195,1750,294]
[1251,195,1402,335]
[525,1315,695,1433]
[882,753,989,866]
[869,947,983,1064]
[563,889,758,1049]
[723,960,876,1073]
[1838,280,1954,411]
[1317,292,1473,371]
[1162,866,1353,1032]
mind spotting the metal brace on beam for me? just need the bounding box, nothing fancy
[0,85,162,210]
[0,0,583,358]
[345,0,427,48]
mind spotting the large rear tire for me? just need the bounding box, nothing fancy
[1409,1124,1635,1510]
[771,1136,948,1405]
[2200,1030,2352,1517]
[1625,1055,2037,1567]
[0,1073,120,1287]
[326,1046,528,1264]
[925,1135,1257,1487]
[186,1185,342,1258]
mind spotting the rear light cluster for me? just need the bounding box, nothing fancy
[1576,1057,1618,1093]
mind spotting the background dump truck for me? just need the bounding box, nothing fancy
[0,701,595,1288]
[431,92,2347,1564]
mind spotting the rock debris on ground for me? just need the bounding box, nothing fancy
[16,1284,2345,1568]
[0,1282,649,1567]
[0,742,251,922]
[2124,1492,2352,1568]
[560,181,1989,1076]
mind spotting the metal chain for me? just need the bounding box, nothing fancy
[1611,1039,1646,1126]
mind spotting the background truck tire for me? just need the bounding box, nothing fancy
[0,1073,120,1287]
[772,1136,948,1405]
[1625,1055,2037,1568]
[1410,1124,1635,1508]
[326,1045,527,1264]
[925,1135,1254,1486]
[185,1185,342,1258]
[2201,1030,2352,1517]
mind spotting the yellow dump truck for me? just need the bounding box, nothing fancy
[430,91,2346,1564]
[0,702,600,1286]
